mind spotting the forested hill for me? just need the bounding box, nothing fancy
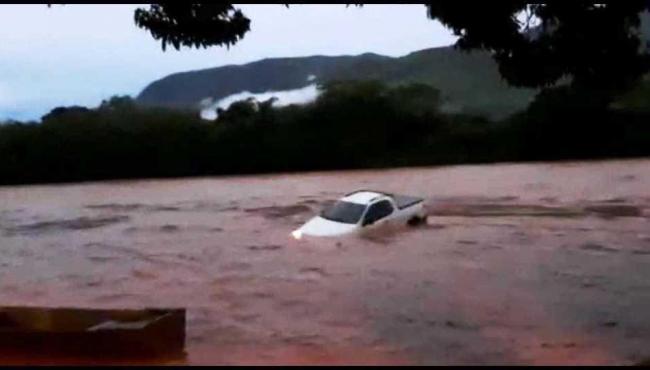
[136,46,537,119]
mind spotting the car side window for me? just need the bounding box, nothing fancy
[363,200,394,225]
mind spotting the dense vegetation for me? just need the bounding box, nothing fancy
[13,5,644,186]
[1,81,650,186]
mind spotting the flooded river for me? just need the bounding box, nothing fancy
[1,159,650,365]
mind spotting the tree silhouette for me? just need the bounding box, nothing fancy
[133,4,250,51]
[426,2,650,92]
[126,3,650,93]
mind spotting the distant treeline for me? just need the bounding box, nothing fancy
[1,81,650,185]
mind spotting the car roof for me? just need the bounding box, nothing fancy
[341,190,387,205]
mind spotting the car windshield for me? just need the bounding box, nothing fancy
[320,201,366,224]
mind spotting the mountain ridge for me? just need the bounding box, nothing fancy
[136,44,539,119]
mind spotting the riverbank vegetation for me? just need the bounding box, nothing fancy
[1,81,650,185]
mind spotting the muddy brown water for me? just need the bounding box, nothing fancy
[1,158,650,365]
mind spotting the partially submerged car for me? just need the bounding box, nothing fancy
[292,190,426,239]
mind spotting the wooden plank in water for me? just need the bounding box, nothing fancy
[0,306,186,362]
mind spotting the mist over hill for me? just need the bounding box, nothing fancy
[137,47,537,120]
[137,11,650,120]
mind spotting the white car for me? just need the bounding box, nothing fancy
[292,190,427,239]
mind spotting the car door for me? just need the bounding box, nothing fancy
[361,200,395,229]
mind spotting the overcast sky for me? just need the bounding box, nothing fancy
[0,4,457,121]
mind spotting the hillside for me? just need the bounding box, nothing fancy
[136,46,537,119]
[136,11,650,120]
